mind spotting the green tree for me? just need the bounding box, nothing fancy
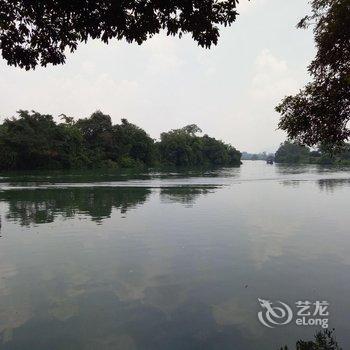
[275,141,312,164]
[159,126,201,166]
[56,118,87,168]
[0,0,240,69]
[275,140,350,165]
[279,329,342,350]
[112,118,157,167]
[76,111,114,166]
[0,110,89,170]
[276,0,350,150]
[159,124,241,166]
[0,112,241,170]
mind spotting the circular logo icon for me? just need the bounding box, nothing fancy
[258,298,293,328]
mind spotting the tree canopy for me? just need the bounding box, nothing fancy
[275,140,350,165]
[159,125,241,166]
[0,110,241,170]
[276,0,350,150]
[280,329,342,350]
[0,0,239,69]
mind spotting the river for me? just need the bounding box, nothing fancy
[0,161,349,349]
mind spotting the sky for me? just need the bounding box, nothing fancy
[0,0,315,153]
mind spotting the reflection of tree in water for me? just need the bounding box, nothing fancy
[280,178,350,192]
[0,187,151,226]
[318,178,350,192]
[160,187,216,206]
[275,164,314,175]
[280,180,301,188]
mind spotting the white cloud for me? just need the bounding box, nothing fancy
[250,49,298,101]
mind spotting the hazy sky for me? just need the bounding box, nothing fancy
[0,0,314,153]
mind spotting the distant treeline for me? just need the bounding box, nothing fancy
[241,151,274,161]
[275,141,350,165]
[0,110,241,170]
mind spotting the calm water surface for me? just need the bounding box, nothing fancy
[0,161,349,349]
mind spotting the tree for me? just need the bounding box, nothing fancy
[0,112,241,170]
[280,329,342,350]
[0,110,87,169]
[75,113,157,167]
[159,124,241,166]
[0,0,240,70]
[0,110,61,169]
[274,139,350,165]
[274,141,312,164]
[276,0,350,150]
[181,124,203,136]
[76,111,113,150]
[112,118,157,166]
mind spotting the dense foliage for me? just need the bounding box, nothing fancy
[0,110,241,170]
[275,140,350,165]
[276,0,350,149]
[0,0,239,69]
[159,124,241,166]
[279,329,342,350]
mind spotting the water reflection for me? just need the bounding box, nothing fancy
[280,178,350,192]
[160,187,215,206]
[0,185,254,350]
[0,186,219,226]
[0,290,250,350]
[1,163,350,349]
[279,180,303,188]
[0,187,151,225]
[0,167,240,187]
[275,164,316,175]
[317,178,350,192]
